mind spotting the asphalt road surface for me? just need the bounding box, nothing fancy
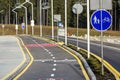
[57,36,120,72]
[18,36,85,80]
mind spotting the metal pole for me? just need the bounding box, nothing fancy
[40,0,42,37]
[28,2,34,35]
[21,5,28,35]
[9,3,10,24]
[65,0,67,45]
[77,14,79,50]
[100,0,104,75]
[115,2,117,31]
[57,22,59,41]
[2,25,5,35]
[12,10,18,35]
[101,30,104,75]
[51,0,54,39]
[87,0,90,59]
[2,26,4,35]
[16,12,18,35]
[28,2,33,20]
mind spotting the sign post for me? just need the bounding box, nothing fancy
[31,20,35,35]
[2,25,5,35]
[72,3,83,50]
[57,21,64,41]
[21,23,25,34]
[91,9,112,75]
[15,25,18,35]
[54,14,61,41]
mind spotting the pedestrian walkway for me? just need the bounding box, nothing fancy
[0,36,24,79]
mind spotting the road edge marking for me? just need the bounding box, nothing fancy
[13,37,34,80]
[58,46,90,80]
[1,37,26,80]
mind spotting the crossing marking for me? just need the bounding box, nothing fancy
[34,59,76,62]
[25,43,57,48]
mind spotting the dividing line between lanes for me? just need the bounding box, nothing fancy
[13,37,34,80]
[34,36,90,80]
[1,37,26,80]
[58,46,90,80]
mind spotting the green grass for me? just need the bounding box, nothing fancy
[67,44,115,80]
[0,24,120,36]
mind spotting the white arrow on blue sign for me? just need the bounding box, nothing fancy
[91,9,112,31]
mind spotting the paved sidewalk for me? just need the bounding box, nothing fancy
[0,36,24,79]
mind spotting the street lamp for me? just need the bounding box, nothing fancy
[118,0,120,31]
[87,0,90,59]
[118,0,120,6]
[42,2,50,26]
[20,5,28,35]
[0,10,4,35]
[40,0,42,37]
[12,9,18,35]
[27,1,34,35]
[0,10,4,24]
[39,0,50,37]
[65,0,67,45]
[20,0,34,35]
[12,6,21,35]
[51,0,54,40]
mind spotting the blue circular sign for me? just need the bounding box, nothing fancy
[91,9,112,31]
[21,23,25,30]
[57,21,63,27]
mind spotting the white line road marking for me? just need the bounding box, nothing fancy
[41,60,45,63]
[52,68,56,71]
[49,52,51,54]
[54,60,57,62]
[34,59,53,62]
[51,54,53,57]
[51,74,55,77]
[53,64,57,66]
[65,59,68,60]
[34,59,76,62]
[52,57,55,59]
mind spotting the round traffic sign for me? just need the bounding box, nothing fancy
[21,23,25,29]
[91,9,112,31]
[72,3,83,14]
[57,22,63,27]
[31,20,35,27]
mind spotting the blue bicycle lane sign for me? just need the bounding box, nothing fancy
[91,9,112,31]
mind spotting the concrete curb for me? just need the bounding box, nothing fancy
[80,48,120,80]
[62,45,96,80]
[6,37,31,80]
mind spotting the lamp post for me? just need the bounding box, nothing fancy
[0,10,4,35]
[39,0,50,37]
[20,5,28,35]
[118,0,120,6]
[87,0,90,59]
[118,0,120,31]
[12,10,18,35]
[12,7,20,35]
[65,0,67,45]
[20,0,34,35]
[51,0,54,40]
[27,1,34,35]
[40,0,42,37]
